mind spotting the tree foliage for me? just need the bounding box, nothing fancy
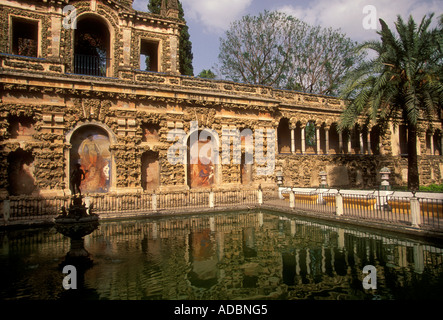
[148,0,194,76]
[218,10,363,95]
[198,69,217,79]
[339,14,443,191]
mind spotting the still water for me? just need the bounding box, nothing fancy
[1,210,443,300]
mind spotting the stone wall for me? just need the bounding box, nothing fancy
[0,0,441,199]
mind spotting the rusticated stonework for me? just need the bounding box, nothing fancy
[0,0,441,200]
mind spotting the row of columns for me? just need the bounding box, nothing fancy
[426,131,443,155]
[288,126,374,155]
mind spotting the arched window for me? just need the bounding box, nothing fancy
[74,16,110,76]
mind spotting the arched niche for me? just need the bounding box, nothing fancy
[186,129,220,189]
[141,151,160,192]
[68,124,115,194]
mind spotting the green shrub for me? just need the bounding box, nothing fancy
[419,184,443,192]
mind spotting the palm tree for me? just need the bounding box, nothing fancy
[339,14,443,191]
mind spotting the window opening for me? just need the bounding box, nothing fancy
[12,18,38,57]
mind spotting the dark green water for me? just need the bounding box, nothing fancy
[1,210,443,300]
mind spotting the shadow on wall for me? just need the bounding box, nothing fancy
[7,148,36,196]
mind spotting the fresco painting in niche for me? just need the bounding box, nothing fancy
[71,128,111,193]
[189,138,215,188]
[141,151,159,192]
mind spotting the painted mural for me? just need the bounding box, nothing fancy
[141,151,160,192]
[188,138,215,188]
[71,128,111,194]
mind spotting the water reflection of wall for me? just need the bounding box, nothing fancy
[82,212,443,300]
[3,212,441,300]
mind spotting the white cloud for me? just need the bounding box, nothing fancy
[181,0,254,33]
[277,0,441,42]
[132,0,149,12]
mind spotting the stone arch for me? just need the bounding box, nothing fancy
[73,12,114,77]
[66,122,116,194]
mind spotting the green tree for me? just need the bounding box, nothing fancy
[198,69,216,79]
[148,0,194,76]
[339,14,443,191]
[218,10,363,95]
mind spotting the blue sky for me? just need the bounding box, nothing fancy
[133,0,442,76]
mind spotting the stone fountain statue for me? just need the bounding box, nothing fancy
[55,195,99,268]
[55,168,99,268]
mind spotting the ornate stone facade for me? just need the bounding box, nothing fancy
[0,0,442,199]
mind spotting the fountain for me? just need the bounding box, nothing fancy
[54,195,99,268]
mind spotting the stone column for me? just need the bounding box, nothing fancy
[325,127,330,155]
[339,131,343,154]
[367,131,372,155]
[306,248,311,275]
[295,249,300,276]
[347,134,352,154]
[429,131,435,155]
[316,126,321,154]
[301,126,306,155]
[122,28,132,67]
[291,128,296,154]
[359,131,364,154]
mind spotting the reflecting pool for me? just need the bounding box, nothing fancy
[1,210,443,300]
